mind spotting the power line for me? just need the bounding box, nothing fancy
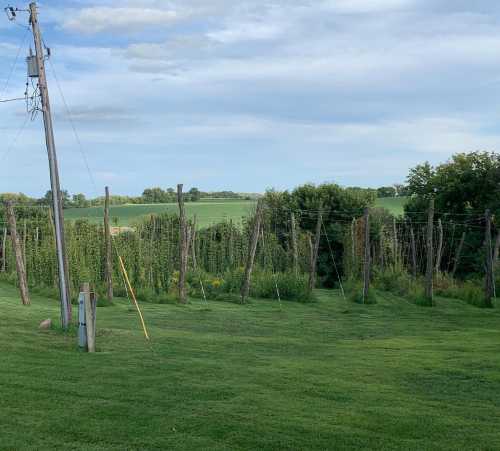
[0,27,30,101]
[47,57,98,195]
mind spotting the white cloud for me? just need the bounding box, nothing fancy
[62,7,181,33]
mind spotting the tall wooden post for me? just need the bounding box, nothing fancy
[435,218,443,273]
[425,198,435,302]
[363,208,371,303]
[177,184,189,304]
[1,227,6,272]
[191,215,198,270]
[351,218,356,277]
[308,209,322,293]
[451,230,466,278]
[5,202,30,306]
[392,217,398,268]
[484,210,494,307]
[493,231,500,266]
[104,186,113,302]
[290,212,299,276]
[410,225,417,278]
[241,200,264,304]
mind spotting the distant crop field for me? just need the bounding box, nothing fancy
[64,199,256,228]
[375,196,407,216]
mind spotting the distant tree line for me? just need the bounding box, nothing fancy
[0,187,255,210]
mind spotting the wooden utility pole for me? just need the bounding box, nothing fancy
[451,230,466,278]
[177,184,189,304]
[362,208,371,303]
[484,210,494,307]
[308,209,322,293]
[425,198,435,302]
[104,186,113,302]
[5,202,30,306]
[29,2,71,328]
[410,225,417,278]
[435,219,443,273]
[290,212,299,276]
[1,227,6,272]
[241,200,264,304]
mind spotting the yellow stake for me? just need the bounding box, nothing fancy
[118,255,150,341]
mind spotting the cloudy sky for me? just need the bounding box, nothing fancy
[1,0,500,197]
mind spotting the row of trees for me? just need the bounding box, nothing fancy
[0,188,253,210]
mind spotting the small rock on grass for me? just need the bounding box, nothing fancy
[39,319,52,330]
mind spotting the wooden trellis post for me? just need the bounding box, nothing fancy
[410,225,417,278]
[177,184,190,304]
[425,198,435,303]
[1,227,6,272]
[435,218,443,273]
[362,208,371,303]
[5,202,30,306]
[290,212,299,276]
[451,229,466,278]
[308,208,322,293]
[104,186,113,302]
[484,210,494,307]
[241,200,264,304]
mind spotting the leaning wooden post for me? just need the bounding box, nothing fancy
[5,202,30,306]
[484,210,494,307]
[362,208,371,303]
[290,212,299,276]
[308,208,322,293]
[435,218,443,274]
[410,225,417,279]
[177,184,189,304]
[1,227,7,272]
[425,198,435,303]
[104,186,113,302]
[241,200,264,304]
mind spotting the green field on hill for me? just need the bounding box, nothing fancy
[1,283,499,450]
[64,197,406,228]
[375,196,407,216]
[64,199,256,228]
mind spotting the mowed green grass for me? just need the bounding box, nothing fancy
[64,199,256,228]
[375,196,407,216]
[1,283,500,450]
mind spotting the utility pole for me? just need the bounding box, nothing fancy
[29,2,71,328]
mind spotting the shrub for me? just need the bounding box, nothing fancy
[345,280,377,305]
[373,268,413,297]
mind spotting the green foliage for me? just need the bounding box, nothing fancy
[345,280,377,305]
[435,274,493,309]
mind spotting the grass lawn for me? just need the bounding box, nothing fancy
[375,196,407,216]
[1,283,500,450]
[64,199,256,228]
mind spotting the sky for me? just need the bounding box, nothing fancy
[1,0,500,197]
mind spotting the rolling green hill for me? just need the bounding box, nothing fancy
[64,196,407,228]
[64,199,256,228]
